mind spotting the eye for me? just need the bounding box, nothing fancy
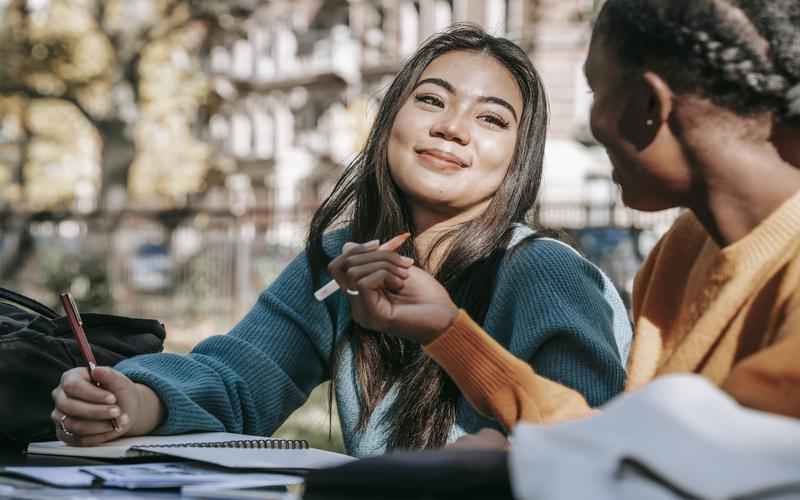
[414,94,444,108]
[479,114,510,129]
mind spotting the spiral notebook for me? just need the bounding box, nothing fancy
[26,432,354,471]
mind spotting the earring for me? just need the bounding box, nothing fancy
[645,119,654,126]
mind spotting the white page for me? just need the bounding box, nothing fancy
[138,447,356,471]
[26,432,279,459]
[81,463,301,489]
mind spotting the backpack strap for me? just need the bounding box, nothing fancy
[0,287,59,319]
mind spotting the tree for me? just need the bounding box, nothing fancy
[0,0,256,212]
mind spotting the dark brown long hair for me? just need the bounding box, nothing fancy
[306,24,548,450]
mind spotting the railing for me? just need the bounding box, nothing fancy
[1,201,680,331]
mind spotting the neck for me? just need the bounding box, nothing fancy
[412,200,491,271]
[688,142,800,247]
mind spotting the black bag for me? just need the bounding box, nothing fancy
[0,287,165,449]
[304,449,512,500]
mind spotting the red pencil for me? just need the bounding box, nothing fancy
[60,292,120,431]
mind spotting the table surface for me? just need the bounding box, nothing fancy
[0,448,511,500]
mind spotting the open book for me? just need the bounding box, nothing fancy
[26,432,354,472]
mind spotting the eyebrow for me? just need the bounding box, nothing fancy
[413,77,519,123]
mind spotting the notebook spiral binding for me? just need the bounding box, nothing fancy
[138,438,309,450]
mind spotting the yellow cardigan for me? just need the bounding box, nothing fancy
[426,191,800,429]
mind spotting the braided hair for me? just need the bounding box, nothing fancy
[595,0,800,123]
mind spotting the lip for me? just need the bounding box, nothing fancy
[414,148,470,170]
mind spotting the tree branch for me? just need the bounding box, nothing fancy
[0,84,95,123]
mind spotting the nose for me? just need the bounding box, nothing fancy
[430,111,470,145]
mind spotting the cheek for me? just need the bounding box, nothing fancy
[476,132,517,176]
[387,118,411,171]
[390,104,417,145]
[589,103,615,147]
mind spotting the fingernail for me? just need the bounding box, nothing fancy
[401,256,414,266]
[105,394,116,404]
[364,239,380,248]
[109,407,120,417]
[120,414,129,426]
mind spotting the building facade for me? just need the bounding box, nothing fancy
[204,0,677,249]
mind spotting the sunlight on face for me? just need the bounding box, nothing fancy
[585,34,691,212]
[387,50,523,226]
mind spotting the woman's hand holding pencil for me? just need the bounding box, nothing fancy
[314,233,413,301]
[326,233,459,345]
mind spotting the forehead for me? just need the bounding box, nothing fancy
[419,50,523,108]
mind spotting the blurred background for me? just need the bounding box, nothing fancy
[0,0,678,451]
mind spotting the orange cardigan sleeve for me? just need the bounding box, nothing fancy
[423,310,596,430]
[722,294,800,418]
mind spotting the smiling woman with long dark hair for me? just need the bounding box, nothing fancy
[337,1,800,444]
[49,24,632,456]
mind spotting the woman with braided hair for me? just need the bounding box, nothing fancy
[334,0,800,443]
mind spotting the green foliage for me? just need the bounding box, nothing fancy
[37,246,113,312]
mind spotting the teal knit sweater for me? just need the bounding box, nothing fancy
[116,228,632,457]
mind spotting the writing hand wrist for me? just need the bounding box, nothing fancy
[129,383,164,436]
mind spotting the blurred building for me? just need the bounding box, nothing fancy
[205,0,677,240]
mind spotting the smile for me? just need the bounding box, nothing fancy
[414,148,469,170]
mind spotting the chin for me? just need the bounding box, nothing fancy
[621,191,677,212]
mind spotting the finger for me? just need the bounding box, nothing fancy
[344,250,414,270]
[343,240,379,255]
[328,240,380,285]
[378,232,411,251]
[53,389,122,421]
[53,409,118,437]
[59,369,117,404]
[56,422,122,446]
[357,270,405,293]
[346,261,409,285]
[91,367,130,400]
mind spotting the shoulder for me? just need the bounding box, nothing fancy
[497,234,627,315]
[265,227,352,291]
[321,227,352,256]
[501,235,606,288]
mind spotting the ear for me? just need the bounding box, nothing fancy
[617,71,673,151]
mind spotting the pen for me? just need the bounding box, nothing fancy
[314,232,411,301]
[60,292,120,431]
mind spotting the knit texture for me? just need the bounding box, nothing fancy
[116,229,632,457]
[628,190,800,392]
[427,190,800,426]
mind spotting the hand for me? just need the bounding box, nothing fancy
[328,239,458,344]
[446,428,509,451]
[51,366,162,445]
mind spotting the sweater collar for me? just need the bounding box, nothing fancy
[717,189,800,269]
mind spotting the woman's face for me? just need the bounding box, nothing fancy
[585,34,693,211]
[387,50,523,223]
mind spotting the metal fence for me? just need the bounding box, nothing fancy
[1,201,680,331]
